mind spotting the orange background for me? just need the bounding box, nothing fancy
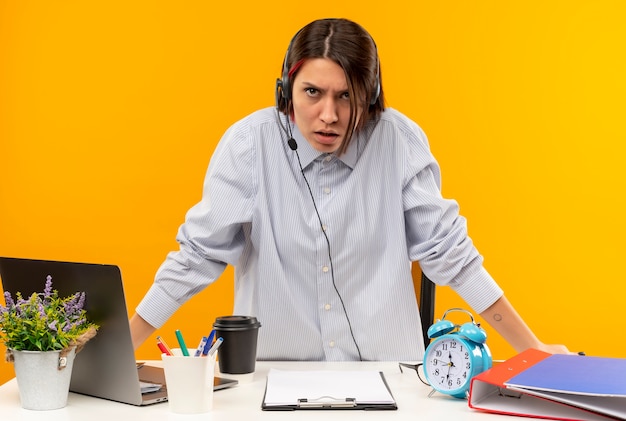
[2,1,626,385]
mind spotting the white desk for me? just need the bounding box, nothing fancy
[0,361,497,420]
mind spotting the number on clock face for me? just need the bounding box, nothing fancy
[425,337,472,391]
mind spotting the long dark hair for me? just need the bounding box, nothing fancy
[276,18,385,155]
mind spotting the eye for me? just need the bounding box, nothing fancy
[305,87,320,96]
[340,92,350,100]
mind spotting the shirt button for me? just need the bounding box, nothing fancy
[322,266,329,273]
[325,155,332,162]
[324,304,331,311]
[323,187,331,194]
[329,341,335,347]
[321,224,328,232]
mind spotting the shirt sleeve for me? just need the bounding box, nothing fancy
[401,120,503,314]
[136,120,257,328]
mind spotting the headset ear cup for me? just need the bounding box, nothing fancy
[370,56,380,105]
[275,79,284,103]
[281,75,290,101]
[427,319,456,339]
[370,80,380,105]
[458,322,487,344]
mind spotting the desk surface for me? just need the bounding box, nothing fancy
[0,361,496,420]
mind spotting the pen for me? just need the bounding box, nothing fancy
[175,329,190,356]
[202,330,216,356]
[208,337,223,357]
[194,336,208,357]
[157,340,172,356]
[156,336,173,356]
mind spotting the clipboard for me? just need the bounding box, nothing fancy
[261,369,398,410]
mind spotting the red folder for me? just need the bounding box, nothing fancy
[468,348,626,421]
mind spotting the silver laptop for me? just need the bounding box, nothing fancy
[0,257,237,406]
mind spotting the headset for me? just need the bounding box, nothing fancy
[276,19,381,106]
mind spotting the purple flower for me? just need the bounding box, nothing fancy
[65,292,86,317]
[48,319,58,332]
[44,275,53,299]
[65,299,78,316]
[77,292,85,310]
[3,291,15,308]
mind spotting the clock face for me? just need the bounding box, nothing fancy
[424,336,475,396]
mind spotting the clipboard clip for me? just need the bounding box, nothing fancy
[297,396,357,408]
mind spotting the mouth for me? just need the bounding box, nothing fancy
[314,130,340,144]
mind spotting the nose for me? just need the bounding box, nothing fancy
[319,97,338,125]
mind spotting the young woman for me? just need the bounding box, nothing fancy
[130,18,570,361]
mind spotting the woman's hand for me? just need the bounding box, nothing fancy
[533,342,571,355]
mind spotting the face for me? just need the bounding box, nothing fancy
[291,58,362,154]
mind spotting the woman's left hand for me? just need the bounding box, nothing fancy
[534,342,572,355]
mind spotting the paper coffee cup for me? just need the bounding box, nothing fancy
[213,315,261,374]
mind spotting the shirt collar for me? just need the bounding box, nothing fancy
[291,124,359,170]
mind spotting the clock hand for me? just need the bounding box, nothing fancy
[445,352,453,381]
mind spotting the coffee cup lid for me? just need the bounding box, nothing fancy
[213,315,261,331]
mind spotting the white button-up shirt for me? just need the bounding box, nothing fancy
[136,107,503,361]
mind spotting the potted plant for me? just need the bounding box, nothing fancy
[0,275,98,410]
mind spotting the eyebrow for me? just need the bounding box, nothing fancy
[300,81,349,94]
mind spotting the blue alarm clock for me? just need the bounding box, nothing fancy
[423,308,492,399]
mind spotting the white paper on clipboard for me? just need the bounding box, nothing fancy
[262,369,397,410]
